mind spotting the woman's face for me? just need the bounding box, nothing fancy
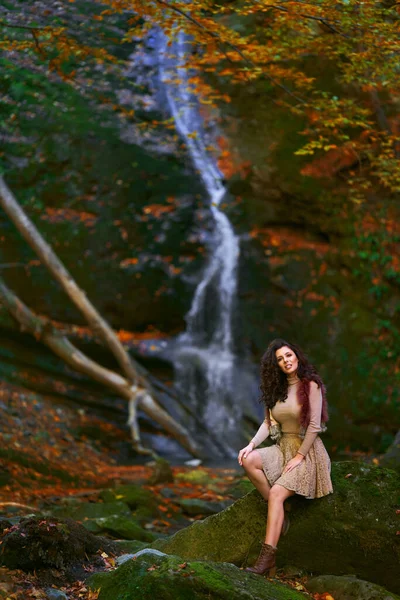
[275,345,299,376]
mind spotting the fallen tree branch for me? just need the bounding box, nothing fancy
[0,502,37,512]
[0,175,136,384]
[0,174,202,457]
[0,277,201,457]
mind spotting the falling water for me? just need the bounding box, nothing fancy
[158,30,242,455]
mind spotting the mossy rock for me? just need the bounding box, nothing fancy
[88,551,308,600]
[380,430,400,473]
[147,458,174,485]
[226,479,255,499]
[177,499,233,516]
[93,515,156,542]
[100,485,159,516]
[175,469,211,486]
[51,500,131,522]
[151,462,400,594]
[113,539,149,554]
[0,516,116,572]
[306,575,400,600]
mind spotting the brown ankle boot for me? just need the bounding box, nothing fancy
[245,543,276,576]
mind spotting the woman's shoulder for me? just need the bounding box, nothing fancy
[301,378,322,393]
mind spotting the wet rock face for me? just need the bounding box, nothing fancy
[151,462,400,594]
[0,14,210,337]
[88,551,308,600]
[0,517,117,572]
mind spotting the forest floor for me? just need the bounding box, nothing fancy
[0,381,240,600]
[0,380,344,600]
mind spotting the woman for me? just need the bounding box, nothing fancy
[238,338,333,576]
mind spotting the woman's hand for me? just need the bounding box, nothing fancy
[238,442,255,466]
[282,453,304,474]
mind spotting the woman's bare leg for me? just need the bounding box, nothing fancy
[241,450,271,501]
[265,484,295,547]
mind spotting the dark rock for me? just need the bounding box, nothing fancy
[159,488,178,500]
[0,519,12,535]
[306,575,400,600]
[45,589,69,600]
[147,458,174,485]
[380,430,400,473]
[0,516,117,572]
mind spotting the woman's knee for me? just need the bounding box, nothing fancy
[242,451,261,472]
[268,484,286,503]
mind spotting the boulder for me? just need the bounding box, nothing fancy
[0,517,117,572]
[93,515,156,542]
[88,550,308,600]
[306,575,400,600]
[177,498,233,516]
[151,462,400,593]
[147,458,174,485]
[175,469,211,486]
[100,484,159,521]
[226,479,255,499]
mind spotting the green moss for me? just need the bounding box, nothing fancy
[89,552,308,600]
[93,515,156,542]
[100,485,159,520]
[175,469,211,485]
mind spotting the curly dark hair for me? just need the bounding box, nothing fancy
[259,338,324,412]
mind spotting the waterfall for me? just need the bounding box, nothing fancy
[158,30,242,456]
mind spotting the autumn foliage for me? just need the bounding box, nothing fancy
[1,0,400,202]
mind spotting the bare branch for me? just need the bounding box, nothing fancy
[0,502,37,512]
[0,20,45,31]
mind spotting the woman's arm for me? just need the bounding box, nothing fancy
[297,381,323,457]
[249,412,271,448]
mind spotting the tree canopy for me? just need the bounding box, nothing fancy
[1,0,400,202]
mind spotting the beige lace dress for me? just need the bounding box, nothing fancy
[250,379,333,499]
